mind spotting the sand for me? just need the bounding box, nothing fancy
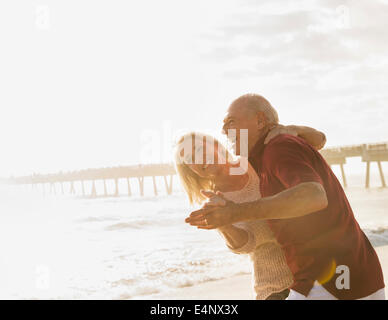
[141,245,388,300]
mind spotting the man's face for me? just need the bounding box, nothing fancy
[222,103,267,155]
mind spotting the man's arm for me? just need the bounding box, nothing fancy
[238,181,328,221]
[186,137,329,229]
[185,182,328,228]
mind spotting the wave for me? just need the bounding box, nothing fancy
[104,217,180,231]
[170,273,250,289]
[104,221,155,230]
[110,270,251,300]
[364,227,388,247]
[76,216,120,223]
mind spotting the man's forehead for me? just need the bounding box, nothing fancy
[224,103,248,121]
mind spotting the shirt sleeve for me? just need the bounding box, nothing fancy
[264,136,324,189]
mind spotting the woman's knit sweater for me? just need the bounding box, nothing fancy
[221,162,294,300]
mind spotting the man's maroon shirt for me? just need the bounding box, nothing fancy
[248,133,384,299]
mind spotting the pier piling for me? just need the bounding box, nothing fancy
[377,161,386,188]
[103,180,108,197]
[152,176,158,196]
[91,181,97,198]
[114,178,119,197]
[127,178,132,197]
[138,177,144,197]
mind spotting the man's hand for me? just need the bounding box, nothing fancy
[185,190,242,229]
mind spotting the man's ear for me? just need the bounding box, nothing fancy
[256,111,267,130]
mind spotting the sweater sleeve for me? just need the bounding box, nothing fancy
[225,220,275,255]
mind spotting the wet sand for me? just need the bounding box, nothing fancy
[141,245,388,300]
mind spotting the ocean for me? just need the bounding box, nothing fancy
[0,172,387,299]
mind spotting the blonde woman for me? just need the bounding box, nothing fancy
[174,126,326,300]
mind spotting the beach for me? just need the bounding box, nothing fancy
[142,246,388,300]
[141,245,388,300]
[0,172,387,299]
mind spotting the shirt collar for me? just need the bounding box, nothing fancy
[248,133,268,168]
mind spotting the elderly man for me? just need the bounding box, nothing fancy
[186,94,385,300]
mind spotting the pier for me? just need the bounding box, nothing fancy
[320,142,388,188]
[1,141,387,197]
[3,164,176,198]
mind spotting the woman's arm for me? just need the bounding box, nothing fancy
[264,125,326,150]
[218,221,275,254]
[199,190,252,253]
[217,225,249,251]
[292,125,326,150]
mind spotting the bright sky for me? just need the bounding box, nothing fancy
[1,0,388,177]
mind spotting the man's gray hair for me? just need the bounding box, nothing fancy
[232,93,279,125]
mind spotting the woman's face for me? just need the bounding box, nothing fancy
[180,138,226,178]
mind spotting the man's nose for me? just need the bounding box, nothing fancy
[221,124,227,135]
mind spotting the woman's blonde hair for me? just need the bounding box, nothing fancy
[174,132,234,205]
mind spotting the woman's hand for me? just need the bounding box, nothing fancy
[197,191,250,249]
[201,190,227,209]
[265,124,326,150]
[264,124,298,145]
[185,190,241,229]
